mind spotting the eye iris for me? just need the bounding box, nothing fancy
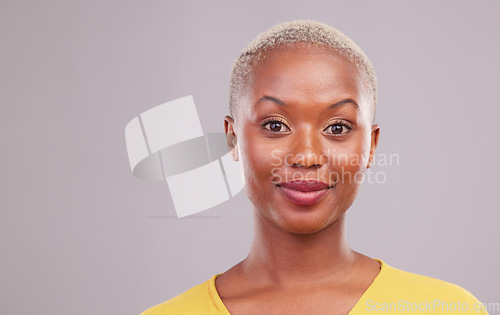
[331,125,343,134]
[270,122,282,132]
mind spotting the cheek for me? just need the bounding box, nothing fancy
[327,134,371,185]
[238,140,282,211]
[239,137,277,189]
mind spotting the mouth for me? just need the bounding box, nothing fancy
[276,179,333,207]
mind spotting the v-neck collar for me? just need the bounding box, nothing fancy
[210,258,389,315]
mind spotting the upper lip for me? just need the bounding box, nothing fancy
[277,179,332,192]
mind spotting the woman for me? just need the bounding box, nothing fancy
[142,20,487,315]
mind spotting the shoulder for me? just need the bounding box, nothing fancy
[368,259,488,313]
[140,274,229,315]
[380,260,478,299]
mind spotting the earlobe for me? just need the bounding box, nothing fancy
[367,124,380,168]
[232,140,239,161]
[224,115,239,161]
[367,157,374,168]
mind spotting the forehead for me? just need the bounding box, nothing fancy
[248,45,367,106]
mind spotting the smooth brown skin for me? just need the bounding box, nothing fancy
[219,45,381,315]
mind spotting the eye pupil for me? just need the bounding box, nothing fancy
[331,125,343,134]
[270,122,282,132]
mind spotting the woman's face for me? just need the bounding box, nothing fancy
[225,45,379,234]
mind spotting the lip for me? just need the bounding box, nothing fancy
[276,179,333,207]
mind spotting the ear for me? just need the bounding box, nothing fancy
[367,124,380,168]
[224,115,238,161]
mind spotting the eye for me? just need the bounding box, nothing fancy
[262,118,291,133]
[323,120,353,136]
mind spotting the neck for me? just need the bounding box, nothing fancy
[241,211,356,287]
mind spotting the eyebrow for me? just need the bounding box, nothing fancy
[257,95,286,106]
[256,95,359,110]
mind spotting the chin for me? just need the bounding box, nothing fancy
[271,207,342,235]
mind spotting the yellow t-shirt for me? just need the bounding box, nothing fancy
[141,259,489,314]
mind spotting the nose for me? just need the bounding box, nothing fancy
[285,127,326,169]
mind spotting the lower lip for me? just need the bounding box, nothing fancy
[277,186,331,207]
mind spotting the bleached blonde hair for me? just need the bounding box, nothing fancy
[229,20,377,124]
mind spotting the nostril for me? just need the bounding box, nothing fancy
[290,162,323,169]
[285,152,327,168]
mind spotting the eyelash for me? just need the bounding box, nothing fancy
[262,117,353,136]
[323,120,353,136]
[262,117,291,133]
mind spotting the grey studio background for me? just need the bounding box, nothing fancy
[1,1,499,314]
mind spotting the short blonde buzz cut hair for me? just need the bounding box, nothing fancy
[229,20,377,124]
